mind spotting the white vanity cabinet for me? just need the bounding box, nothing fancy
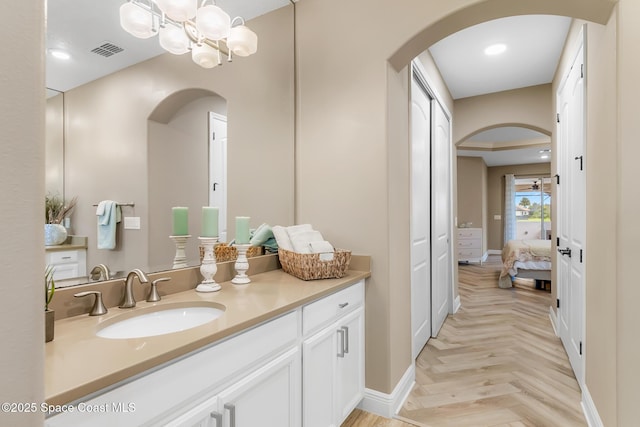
[165,347,300,427]
[302,280,365,427]
[46,311,300,427]
[45,247,87,280]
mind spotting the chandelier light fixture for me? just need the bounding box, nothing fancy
[119,0,258,68]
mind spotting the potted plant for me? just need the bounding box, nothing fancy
[45,265,56,342]
[45,194,77,246]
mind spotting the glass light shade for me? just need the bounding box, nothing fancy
[155,0,197,22]
[191,43,220,69]
[227,25,258,57]
[120,2,155,39]
[159,25,190,54]
[196,5,230,40]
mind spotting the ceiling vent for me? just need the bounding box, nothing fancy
[90,42,124,58]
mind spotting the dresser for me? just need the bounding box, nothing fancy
[457,228,483,264]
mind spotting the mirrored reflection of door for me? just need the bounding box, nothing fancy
[209,113,227,242]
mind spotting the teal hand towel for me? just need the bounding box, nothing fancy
[97,200,120,250]
[250,223,274,246]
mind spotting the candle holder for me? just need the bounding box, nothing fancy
[170,235,191,269]
[197,237,220,292]
[232,244,252,285]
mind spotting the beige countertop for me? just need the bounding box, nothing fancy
[45,267,370,406]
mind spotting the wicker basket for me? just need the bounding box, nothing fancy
[278,248,351,281]
[200,243,264,262]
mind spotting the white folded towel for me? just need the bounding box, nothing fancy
[289,230,324,254]
[272,225,294,251]
[309,240,334,254]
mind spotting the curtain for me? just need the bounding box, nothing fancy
[504,174,516,244]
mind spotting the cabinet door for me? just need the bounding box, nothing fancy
[335,308,365,424]
[302,323,338,427]
[217,347,300,427]
[163,395,222,427]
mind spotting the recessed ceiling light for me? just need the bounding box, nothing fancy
[49,49,71,60]
[484,43,507,56]
[541,154,549,159]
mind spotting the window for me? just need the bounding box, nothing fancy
[514,177,551,240]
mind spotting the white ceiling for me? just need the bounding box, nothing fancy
[46,0,291,93]
[428,15,570,167]
[46,4,567,167]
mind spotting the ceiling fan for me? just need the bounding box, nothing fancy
[531,180,540,190]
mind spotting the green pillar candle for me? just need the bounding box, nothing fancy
[202,207,219,237]
[172,207,189,236]
[235,216,250,244]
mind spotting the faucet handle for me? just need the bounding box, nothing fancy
[147,277,171,302]
[74,291,108,316]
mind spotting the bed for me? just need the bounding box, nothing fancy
[499,239,552,289]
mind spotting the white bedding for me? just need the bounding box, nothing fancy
[512,260,552,276]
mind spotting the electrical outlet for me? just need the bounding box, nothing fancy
[124,216,141,230]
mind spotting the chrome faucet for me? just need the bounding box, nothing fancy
[89,263,111,281]
[119,268,149,308]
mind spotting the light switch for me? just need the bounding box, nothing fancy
[494,214,502,220]
[124,216,141,230]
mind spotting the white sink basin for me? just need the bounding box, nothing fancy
[97,304,225,339]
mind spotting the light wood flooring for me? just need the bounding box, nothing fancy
[341,257,585,427]
[395,256,586,427]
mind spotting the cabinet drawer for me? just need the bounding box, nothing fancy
[458,248,482,258]
[51,263,80,281]
[457,228,481,239]
[48,250,79,264]
[457,239,480,249]
[303,280,364,336]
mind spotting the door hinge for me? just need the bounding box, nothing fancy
[212,132,216,140]
[581,64,584,78]
[557,237,560,246]
[579,341,583,355]
[555,174,560,185]
[575,155,583,171]
[580,249,583,263]
[557,298,560,308]
[556,113,560,123]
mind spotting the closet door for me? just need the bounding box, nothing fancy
[431,100,452,337]
[410,72,432,359]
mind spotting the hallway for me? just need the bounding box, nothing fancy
[396,257,586,426]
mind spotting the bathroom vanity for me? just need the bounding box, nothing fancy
[45,263,368,427]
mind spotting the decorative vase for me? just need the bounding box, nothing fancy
[45,309,55,342]
[44,223,67,246]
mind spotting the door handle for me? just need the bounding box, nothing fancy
[210,411,223,426]
[341,326,349,354]
[224,403,236,427]
[337,328,345,358]
[558,247,572,257]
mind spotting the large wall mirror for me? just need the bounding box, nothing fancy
[45,1,296,287]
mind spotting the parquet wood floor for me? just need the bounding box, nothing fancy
[396,256,586,427]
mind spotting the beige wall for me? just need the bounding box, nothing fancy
[0,1,45,426]
[614,1,640,424]
[454,84,553,144]
[64,7,295,275]
[457,157,487,252]
[45,94,64,197]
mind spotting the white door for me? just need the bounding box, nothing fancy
[410,73,432,359]
[431,100,452,337]
[556,36,586,386]
[209,113,228,242]
[217,347,301,427]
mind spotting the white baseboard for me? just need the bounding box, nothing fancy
[452,295,461,314]
[359,363,415,418]
[487,249,502,255]
[581,385,604,427]
[548,305,558,336]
